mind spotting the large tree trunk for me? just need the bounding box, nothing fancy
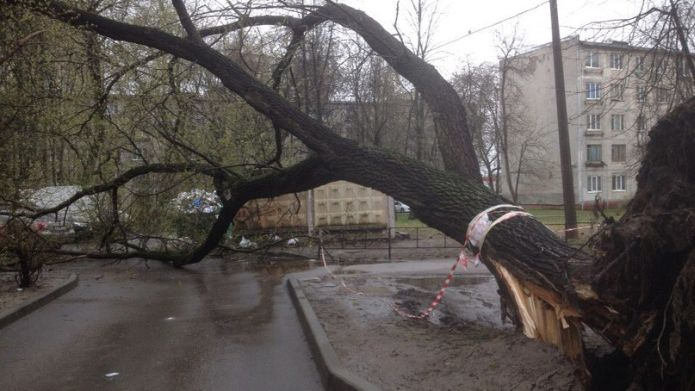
[6,1,695,388]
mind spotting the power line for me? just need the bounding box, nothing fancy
[430,0,549,52]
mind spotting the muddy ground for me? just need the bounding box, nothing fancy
[300,262,584,390]
[0,271,69,314]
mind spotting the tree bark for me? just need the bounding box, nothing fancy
[589,97,695,389]
[201,2,480,178]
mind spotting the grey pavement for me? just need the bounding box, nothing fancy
[329,258,493,276]
[0,258,323,391]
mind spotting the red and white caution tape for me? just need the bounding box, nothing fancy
[394,204,531,320]
[393,249,472,319]
[314,205,533,320]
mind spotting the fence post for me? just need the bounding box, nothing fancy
[317,230,322,259]
[388,227,392,261]
[416,227,419,248]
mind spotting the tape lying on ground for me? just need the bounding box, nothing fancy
[394,204,531,320]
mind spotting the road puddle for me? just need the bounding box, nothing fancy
[395,275,492,291]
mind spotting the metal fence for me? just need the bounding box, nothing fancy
[319,226,461,259]
[231,212,604,260]
[318,221,601,259]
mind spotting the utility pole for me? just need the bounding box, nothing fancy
[549,0,578,239]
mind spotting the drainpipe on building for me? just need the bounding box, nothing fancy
[307,190,314,235]
[576,39,584,208]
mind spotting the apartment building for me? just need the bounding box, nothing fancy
[504,36,692,206]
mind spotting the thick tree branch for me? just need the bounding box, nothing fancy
[200,3,480,177]
[6,163,219,220]
[7,0,588,302]
[200,15,317,37]
[178,155,337,265]
[171,0,202,42]
[32,155,336,267]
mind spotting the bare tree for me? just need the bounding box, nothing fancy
[569,0,694,130]
[452,62,501,192]
[495,33,554,204]
[395,0,442,166]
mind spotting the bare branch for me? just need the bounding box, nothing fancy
[0,30,43,65]
[7,163,220,220]
[670,0,695,82]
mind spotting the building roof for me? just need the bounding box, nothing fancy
[514,35,694,59]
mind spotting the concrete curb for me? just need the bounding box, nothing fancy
[287,278,381,391]
[0,273,78,330]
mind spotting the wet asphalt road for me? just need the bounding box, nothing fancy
[0,258,323,391]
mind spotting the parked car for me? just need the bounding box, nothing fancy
[394,201,410,213]
[25,186,96,235]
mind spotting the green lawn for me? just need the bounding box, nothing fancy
[395,212,427,227]
[395,207,624,228]
[525,207,624,226]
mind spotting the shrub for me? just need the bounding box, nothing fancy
[0,218,55,288]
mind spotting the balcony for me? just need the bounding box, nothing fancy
[583,67,603,76]
[585,160,606,168]
[584,97,602,106]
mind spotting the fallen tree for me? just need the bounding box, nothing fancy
[2,0,694,388]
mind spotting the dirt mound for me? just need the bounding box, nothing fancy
[302,272,583,390]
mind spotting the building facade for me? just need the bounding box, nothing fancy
[504,36,692,206]
[235,180,395,233]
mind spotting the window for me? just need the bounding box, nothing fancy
[587,114,601,130]
[611,144,626,162]
[586,82,601,100]
[612,174,626,191]
[610,53,623,69]
[131,147,147,161]
[106,101,120,116]
[587,144,602,162]
[636,86,646,103]
[657,88,669,103]
[655,59,667,76]
[676,57,691,77]
[611,114,624,131]
[610,82,624,100]
[585,51,600,68]
[676,57,685,76]
[651,60,667,83]
[588,175,602,192]
[637,115,646,131]
[637,130,648,146]
[635,56,645,73]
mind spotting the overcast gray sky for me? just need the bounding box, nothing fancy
[342,0,646,76]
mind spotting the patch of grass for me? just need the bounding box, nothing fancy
[394,207,625,231]
[395,212,426,228]
[394,213,442,238]
[526,207,625,227]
